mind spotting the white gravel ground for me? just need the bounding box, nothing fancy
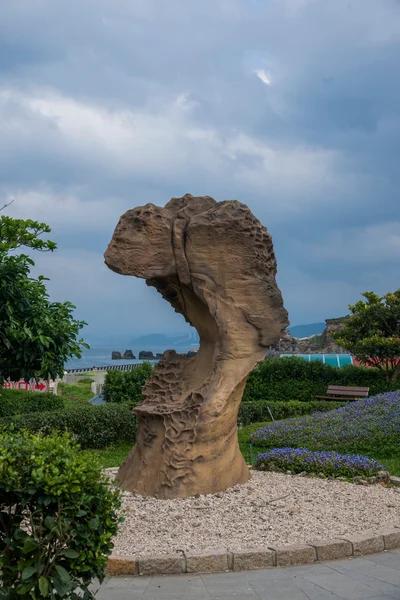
[104,469,400,558]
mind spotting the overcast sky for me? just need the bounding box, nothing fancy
[1,0,399,341]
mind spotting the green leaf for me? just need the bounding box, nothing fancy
[23,538,39,553]
[21,566,36,581]
[39,576,49,597]
[89,518,99,530]
[53,578,73,597]
[59,549,79,559]
[44,516,56,529]
[54,564,71,583]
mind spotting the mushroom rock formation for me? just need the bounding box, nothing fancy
[104,194,288,499]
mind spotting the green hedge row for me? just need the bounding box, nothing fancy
[0,389,63,418]
[243,357,400,404]
[1,403,137,449]
[238,399,346,426]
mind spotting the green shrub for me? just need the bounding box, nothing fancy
[243,357,400,404]
[1,404,137,449]
[0,429,122,599]
[0,389,63,418]
[238,400,346,426]
[103,363,153,407]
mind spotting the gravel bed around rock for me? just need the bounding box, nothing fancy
[104,469,400,558]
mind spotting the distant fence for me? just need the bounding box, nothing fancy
[65,364,146,374]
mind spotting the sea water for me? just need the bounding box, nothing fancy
[65,343,197,369]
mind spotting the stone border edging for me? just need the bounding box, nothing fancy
[106,527,400,576]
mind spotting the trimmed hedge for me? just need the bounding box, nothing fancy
[1,404,137,449]
[0,389,63,418]
[238,399,346,426]
[243,357,400,404]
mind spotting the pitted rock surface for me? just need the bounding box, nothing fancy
[104,194,288,498]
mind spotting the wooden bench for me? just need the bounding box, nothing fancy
[316,385,370,401]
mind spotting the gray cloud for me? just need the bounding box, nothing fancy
[1,0,399,336]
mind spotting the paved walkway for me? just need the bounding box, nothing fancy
[97,549,400,599]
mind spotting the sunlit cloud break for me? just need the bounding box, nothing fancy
[254,67,271,85]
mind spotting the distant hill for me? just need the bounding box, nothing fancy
[129,332,199,348]
[287,323,326,338]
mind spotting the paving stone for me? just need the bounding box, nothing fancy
[99,552,400,599]
[342,533,385,556]
[185,549,229,573]
[269,543,316,567]
[138,553,184,575]
[232,547,275,571]
[328,561,400,598]
[300,570,384,600]
[106,555,137,576]
[310,538,353,561]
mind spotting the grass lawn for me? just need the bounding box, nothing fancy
[238,422,400,476]
[83,421,400,474]
[58,378,94,406]
[379,456,400,476]
[87,440,132,468]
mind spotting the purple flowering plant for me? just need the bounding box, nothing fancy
[251,391,400,457]
[254,447,384,478]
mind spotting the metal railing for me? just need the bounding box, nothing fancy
[65,364,145,374]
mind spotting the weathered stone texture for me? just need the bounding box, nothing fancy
[105,194,288,498]
[342,532,385,556]
[185,550,229,573]
[270,544,316,567]
[138,554,184,575]
[232,548,275,571]
[310,539,352,561]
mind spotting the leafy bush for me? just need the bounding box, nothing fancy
[1,404,137,449]
[0,389,63,418]
[243,357,400,404]
[238,399,346,426]
[254,448,384,478]
[0,429,122,599]
[252,390,400,457]
[103,363,153,407]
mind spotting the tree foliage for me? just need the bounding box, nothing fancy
[0,216,88,383]
[332,290,400,381]
[103,362,153,407]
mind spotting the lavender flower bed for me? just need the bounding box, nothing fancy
[251,391,400,457]
[254,448,384,478]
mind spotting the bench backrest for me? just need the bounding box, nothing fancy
[327,385,369,397]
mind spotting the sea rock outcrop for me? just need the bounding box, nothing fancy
[112,351,122,360]
[104,193,288,498]
[272,317,348,356]
[139,351,156,360]
[122,349,136,359]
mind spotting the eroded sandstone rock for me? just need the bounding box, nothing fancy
[104,194,288,498]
